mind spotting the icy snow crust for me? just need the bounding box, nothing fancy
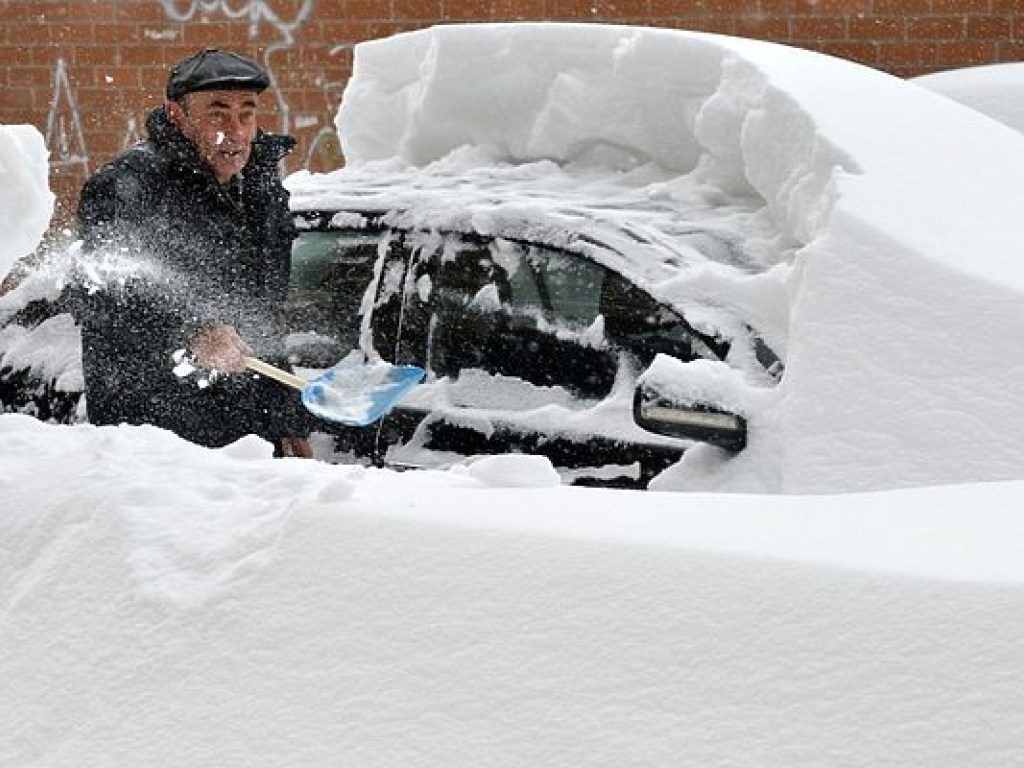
[294,23,1024,493]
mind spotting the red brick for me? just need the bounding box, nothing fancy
[546,0,603,19]
[850,16,906,40]
[68,1,113,21]
[759,0,801,12]
[650,0,738,11]
[736,15,790,39]
[0,1,48,23]
[443,0,492,19]
[116,2,179,23]
[879,41,938,65]
[966,15,1012,38]
[997,40,1024,58]
[933,0,991,11]
[791,16,848,40]
[874,0,931,11]
[935,40,998,66]
[180,21,237,47]
[4,88,36,110]
[491,0,546,20]
[13,20,52,44]
[591,0,656,20]
[908,16,967,40]
[818,41,880,65]
[806,0,873,12]
[700,15,740,34]
[395,0,444,20]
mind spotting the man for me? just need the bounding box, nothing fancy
[76,48,311,457]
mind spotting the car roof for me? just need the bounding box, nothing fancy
[286,155,788,304]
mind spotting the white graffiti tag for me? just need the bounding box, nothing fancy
[45,58,90,175]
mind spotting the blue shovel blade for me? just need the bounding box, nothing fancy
[301,362,425,426]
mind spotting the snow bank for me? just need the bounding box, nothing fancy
[913,62,1024,135]
[0,125,53,278]
[336,24,1024,492]
[3,414,1024,766]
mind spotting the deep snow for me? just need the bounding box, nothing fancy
[4,23,1024,768]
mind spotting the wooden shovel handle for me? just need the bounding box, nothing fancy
[244,356,307,391]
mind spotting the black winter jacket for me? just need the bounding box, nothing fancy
[76,106,309,447]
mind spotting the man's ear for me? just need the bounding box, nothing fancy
[166,99,186,128]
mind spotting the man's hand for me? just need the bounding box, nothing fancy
[276,437,313,458]
[190,324,252,373]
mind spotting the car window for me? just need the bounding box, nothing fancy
[498,240,708,365]
[287,231,382,363]
[598,270,713,365]
[288,226,720,396]
[525,246,605,325]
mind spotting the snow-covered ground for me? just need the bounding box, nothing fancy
[4,23,1024,767]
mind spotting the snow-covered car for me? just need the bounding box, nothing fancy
[284,159,780,486]
[911,62,1024,135]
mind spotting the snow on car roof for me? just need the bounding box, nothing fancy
[285,149,791,365]
[286,148,786,282]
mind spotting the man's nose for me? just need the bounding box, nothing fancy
[223,115,247,139]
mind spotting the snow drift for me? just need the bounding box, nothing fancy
[337,23,1024,493]
[4,413,1024,767]
[0,125,53,276]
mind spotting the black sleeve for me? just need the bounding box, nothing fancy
[75,158,189,360]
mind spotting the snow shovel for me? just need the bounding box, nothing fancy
[244,356,425,427]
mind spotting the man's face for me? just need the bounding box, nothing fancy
[168,89,259,184]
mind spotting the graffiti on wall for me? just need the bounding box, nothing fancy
[45,59,90,178]
[303,43,349,172]
[42,1,345,183]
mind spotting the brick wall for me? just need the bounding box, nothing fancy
[3,0,1023,231]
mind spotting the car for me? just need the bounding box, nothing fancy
[283,160,780,487]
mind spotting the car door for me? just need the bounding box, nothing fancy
[375,232,707,485]
[287,224,410,461]
[288,221,718,485]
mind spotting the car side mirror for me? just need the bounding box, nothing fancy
[632,382,747,452]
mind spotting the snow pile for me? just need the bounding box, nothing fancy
[334,23,1024,493]
[0,125,53,277]
[913,62,1024,135]
[5,413,1024,767]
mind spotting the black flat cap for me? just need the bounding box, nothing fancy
[166,48,270,100]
